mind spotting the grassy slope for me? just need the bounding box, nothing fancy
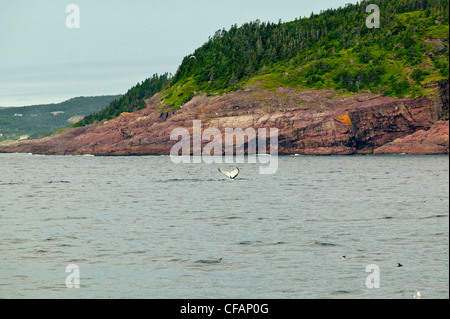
[159,7,449,110]
[73,0,449,126]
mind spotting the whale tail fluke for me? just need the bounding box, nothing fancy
[218,167,240,180]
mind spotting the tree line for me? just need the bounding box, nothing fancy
[75,0,448,126]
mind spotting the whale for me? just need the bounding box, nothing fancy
[218,167,240,180]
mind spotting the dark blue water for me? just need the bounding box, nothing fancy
[0,153,448,298]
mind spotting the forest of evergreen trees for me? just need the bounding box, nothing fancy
[75,0,449,126]
[171,0,448,93]
[0,95,120,141]
[74,73,172,126]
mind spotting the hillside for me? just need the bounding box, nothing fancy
[1,0,448,155]
[163,0,448,108]
[73,74,171,127]
[2,85,447,155]
[0,95,121,141]
[69,0,449,128]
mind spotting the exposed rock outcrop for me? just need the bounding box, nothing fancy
[1,86,448,155]
[374,121,449,154]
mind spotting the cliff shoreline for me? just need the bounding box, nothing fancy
[1,86,448,156]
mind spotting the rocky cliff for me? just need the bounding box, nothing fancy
[1,84,448,156]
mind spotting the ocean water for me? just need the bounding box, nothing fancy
[0,153,448,299]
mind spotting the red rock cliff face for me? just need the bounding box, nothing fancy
[0,86,448,155]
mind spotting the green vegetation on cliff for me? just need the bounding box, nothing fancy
[73,73,172,127]
[76,0,449,126]
[166,0,448,104]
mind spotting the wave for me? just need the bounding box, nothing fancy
[314,241,338,247]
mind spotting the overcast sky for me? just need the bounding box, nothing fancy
[0,0,360,107]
